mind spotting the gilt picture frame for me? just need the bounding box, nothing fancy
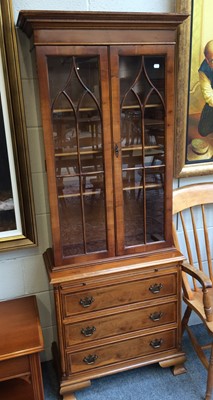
[174,0,213,177]
[0,0,37,250]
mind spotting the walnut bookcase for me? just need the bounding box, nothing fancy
[17,11,187,399]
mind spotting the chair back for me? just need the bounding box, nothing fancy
[172,183,213,300]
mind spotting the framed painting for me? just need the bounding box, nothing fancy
[0,0,37,250]
[174,0,213,177]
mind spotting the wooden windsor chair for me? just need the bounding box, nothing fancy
[172,183,213,400]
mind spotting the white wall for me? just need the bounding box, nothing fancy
[12,0,176,21]
[0,0,210,361]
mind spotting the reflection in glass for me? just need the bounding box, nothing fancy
[0,50,21,238]
[47,55,107,257]
[0,95,15,232]
[119,55,165,247]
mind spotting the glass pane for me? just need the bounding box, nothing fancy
[47,55,107,257]
[146,186,165,242]
[123,190,145,246]
[59,196,84,256]
[84,194,107,253]
[119,55,165,247]
[59,191,107,257]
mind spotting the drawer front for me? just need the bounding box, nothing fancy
[65,301,177,346]
[63,274,177,317]
[69,329,176,373]
[0,356,30,381]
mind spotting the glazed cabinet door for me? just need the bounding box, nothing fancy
[110,45,175,256]
[36,46,115,266]
[36,43,175,266]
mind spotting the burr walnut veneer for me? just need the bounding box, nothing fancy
[17,11,187,399]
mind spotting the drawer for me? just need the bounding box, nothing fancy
[68,329,176,373]
[63,274,177,317]
[0,356,30,381]
[65,301,177,346]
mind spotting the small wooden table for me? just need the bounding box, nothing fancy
[0,295,44,400]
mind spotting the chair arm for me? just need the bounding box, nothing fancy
[181,261,212,288]
[181,261,213,322]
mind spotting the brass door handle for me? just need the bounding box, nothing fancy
[114,143,120,157]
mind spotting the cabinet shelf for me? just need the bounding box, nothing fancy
[57,182,163,199]
[54,145,164,157]
[53,107,98,113]
[55,149,101,156]
[122,104,162,110]
[123,182,162,191]
[122,145,164,153]
[53,103,163,114]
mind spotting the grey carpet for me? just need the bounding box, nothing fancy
[42,324,210,399]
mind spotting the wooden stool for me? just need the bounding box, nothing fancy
[0,295,45,400]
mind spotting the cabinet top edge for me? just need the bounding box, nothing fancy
[43,248,185,285]
[17,10,189,38]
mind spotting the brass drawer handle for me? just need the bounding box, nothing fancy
[149,283,163,294]
[79,296,95,308]
[83,354,98,365]
[81,326,96,337]
[150,338,163,349]
[149,311,163,322]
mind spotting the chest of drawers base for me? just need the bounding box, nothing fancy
[45,252,187,400]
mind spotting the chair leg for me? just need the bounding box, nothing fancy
[186,325,209,370]
[205,344,213,400]
[181,306,192,336]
